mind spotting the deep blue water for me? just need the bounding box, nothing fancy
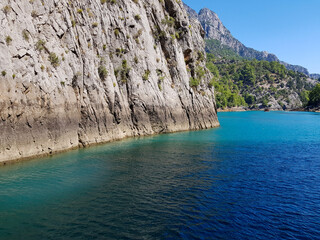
[1,111,320,239]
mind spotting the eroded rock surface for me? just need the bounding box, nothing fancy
[0,0,219,163]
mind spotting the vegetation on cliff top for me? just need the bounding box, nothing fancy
[205,39,243,61]
[206,53,316,110]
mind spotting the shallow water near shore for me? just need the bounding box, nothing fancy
[1,111,320,239]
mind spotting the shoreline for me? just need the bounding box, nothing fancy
[218,107,320,113]
[0,123,220,167]
[217,107,247,112]
[2,107,318,167]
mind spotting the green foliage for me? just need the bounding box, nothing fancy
[2,5,11,15]
[5,36,12,45]
[114,28,120,37]
[35,40,46,52]
[48,52,59,68]
[211,57,311,108]
[261,97,270,107]
[211,76,246,109]
[190,77,200,87]
[207,53,216,62]
[71,19,76,27]
[22,29,29,41]
[205,39,243,60]
[98,65,108,80]
[240,63,256,86]
[115,60,131,83]
[161,15,175,28]
[195,66,205,80]
[134,15,141,21]
[142,70,150,81]
[197,51,205,61]
[205,40,314,109]
[115,48,126,57]
[189,67,206,88]
[100,0,116,4]
[286,80,294,90]
[243,93,255,105]
[134,56,139,64]
[308,84,320,106]
[299,90,310,106]
[208,78,215,88]
[206,62,219,78]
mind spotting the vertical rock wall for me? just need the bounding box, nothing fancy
[0,0,219,163]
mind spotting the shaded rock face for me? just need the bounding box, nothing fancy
[184,4,310,75]
[0,0,219,163]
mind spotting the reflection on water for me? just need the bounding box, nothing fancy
[0,111,320,239]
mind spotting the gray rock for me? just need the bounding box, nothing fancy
[197,7,278,62]
[310,73,320,80]
[184,4,311,75]
[0,0,219,163]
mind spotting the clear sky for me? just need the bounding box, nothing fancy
[183,0,320,74]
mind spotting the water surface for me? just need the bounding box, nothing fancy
[1,111,320,239]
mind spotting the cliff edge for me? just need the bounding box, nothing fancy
[0,0,219,163]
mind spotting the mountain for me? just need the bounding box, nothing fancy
[207,58,317,110]
[0,0,219,163]
[184,4,311,75]
[182,3,318,111]
[310,74,320,80]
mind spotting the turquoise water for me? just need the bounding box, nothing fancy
[1,111,320,239]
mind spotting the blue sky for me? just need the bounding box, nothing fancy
[183,0,320,74]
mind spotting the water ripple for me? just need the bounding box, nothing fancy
[0,111,320,239]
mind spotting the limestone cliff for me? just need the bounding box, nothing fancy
[0,0,219,163]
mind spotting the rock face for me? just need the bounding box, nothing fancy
[189,7,279,62]
[310,73,320,80]
[184,4,310,75]
[280,61,309,76]
[0,0,219,163]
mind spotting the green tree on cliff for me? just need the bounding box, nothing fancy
[240,63,256,86]
[308,84,320,106]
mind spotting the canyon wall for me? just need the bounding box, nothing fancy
[0,0,219,163]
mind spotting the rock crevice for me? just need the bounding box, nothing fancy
[0,0,219,163]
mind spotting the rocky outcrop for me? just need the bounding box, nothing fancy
[0,0,219,163]
[280,61,309,75]
[184,4,311,75]
[192,7,279,61]
[310,73,320,80]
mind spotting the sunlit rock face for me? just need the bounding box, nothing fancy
[184,4,309,74]
[0,0,219,163]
